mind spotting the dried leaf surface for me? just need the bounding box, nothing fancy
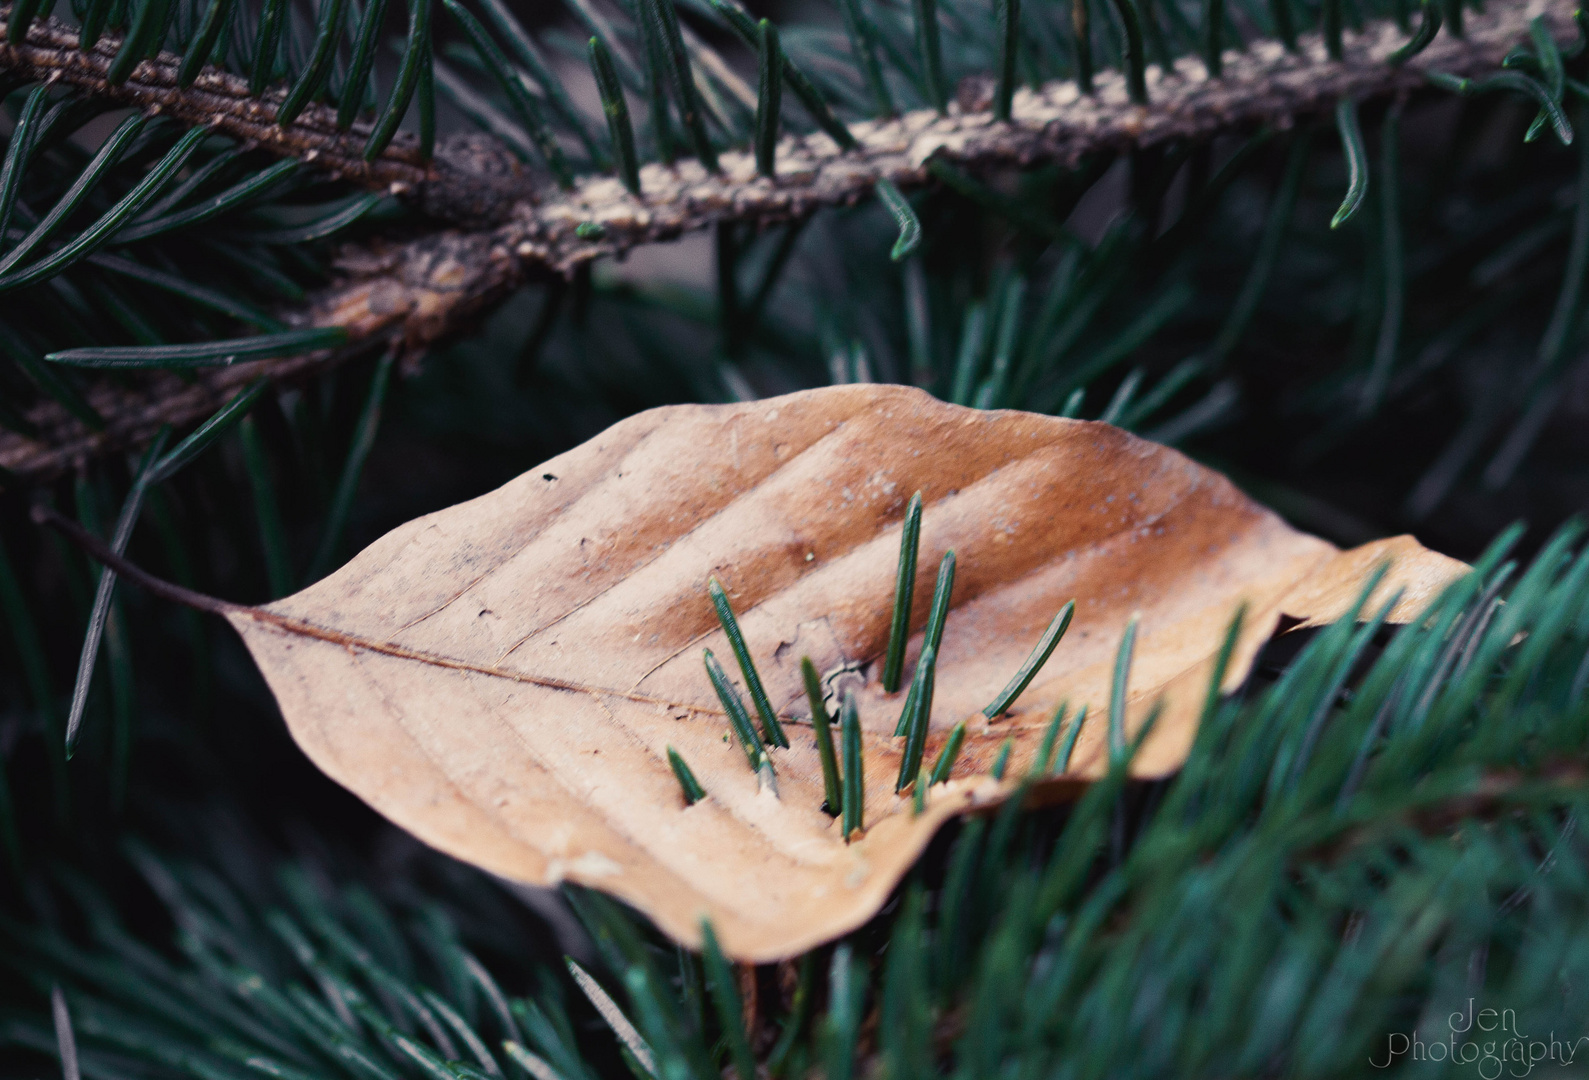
[230,385,1467,960]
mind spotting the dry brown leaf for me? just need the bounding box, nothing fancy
[229,384,1467,961]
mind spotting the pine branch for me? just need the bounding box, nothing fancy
[511,0,1559,266]
[0,0,1564,487]
[0,12,538,223]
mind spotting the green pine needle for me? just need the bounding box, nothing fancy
[803,656,844,815]
[707,577,788,748]
[667,747,707,804]
[982,600,1075,719]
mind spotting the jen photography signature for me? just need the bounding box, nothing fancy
[1372,1000,1589,1077]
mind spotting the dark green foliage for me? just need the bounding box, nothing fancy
[306,349,394,582]
[1072,0,1094,93]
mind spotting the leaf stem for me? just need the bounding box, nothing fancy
[66,430,171,754]
[364,0,431,160]
[990,737,1013,779]
[306,350,395,583]
[1323,0,1343,60]
[1388,0,1440,62]
[838,0,894,116]
[641,0,719,170]
[1110,0,1149,103]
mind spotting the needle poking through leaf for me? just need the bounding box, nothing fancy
[708,576,789,747]
[703,648,769,772]
[896,643,938,791]
[1057,705,1090,774]
[929,720,966,785]
[802,657,843,815]
[667,747,706,804]
[1109,618,1139,764]
[882,491,923,693]
[841,689,863,840]
[990,739,1013,779]
[982,600,1076,719]
[896,550,955,735]
[1034,703,1068,774]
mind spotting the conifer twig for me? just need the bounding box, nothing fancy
[0,0,1563,487]
[0,13,537,217]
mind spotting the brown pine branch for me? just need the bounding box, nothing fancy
[0,12,539,223]
[0,0,1564,487]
